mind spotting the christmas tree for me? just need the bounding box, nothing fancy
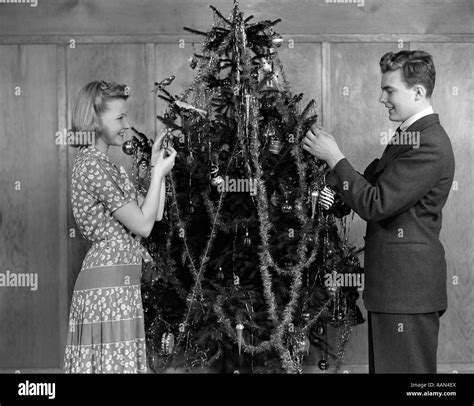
[123,0,364,373]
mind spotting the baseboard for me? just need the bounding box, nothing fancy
[303,363,474,374]
[1,363,473,374]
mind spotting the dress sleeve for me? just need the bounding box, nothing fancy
[80,158,134,214]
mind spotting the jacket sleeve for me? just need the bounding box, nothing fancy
[326,140,445,222]
[327,158,377,188]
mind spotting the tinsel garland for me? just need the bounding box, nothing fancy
[167,169,227,350]
[333,321,353,374]
[207,77,326,372]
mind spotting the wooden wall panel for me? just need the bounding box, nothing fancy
[65,43,156,302]
[0,5,472,371]
[0,0,472,37]
[0,45,60,368]
[412,42,474,365]
[278,43,322,119]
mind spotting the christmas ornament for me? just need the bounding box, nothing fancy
[281,199,292,214]
[161,332,175,355]
[263,121,277,139]
[210,164,225,187]
[318,359,329,371]
[316,325,325,336]
[271,33,283,47]
[310,189,319,219]
[156,75,175,89]
[138,159,148,179]
[122,138,138,155]
[188,199,195,214]
[270,191,278,206]
[269,138,283,154]
[327,285,337,297]
[217,267,224,280]
[260,72,283,93]
[303,338,311,354]
[189,55,198,69]
[260,57,273,73]
[236,323,244,355]
[175,100,208,118]
[211,175,225,187]
[296,336,309,354]
[318,186,336,210]
[134,127,153,153]
[243,227,251,246]
[166,182,173,198]
[301,312,310,322]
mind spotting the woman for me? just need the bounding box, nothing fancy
[64,81,176,373]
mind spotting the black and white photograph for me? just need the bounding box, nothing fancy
[0,0,473,403]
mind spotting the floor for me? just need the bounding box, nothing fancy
[1,363,473,374]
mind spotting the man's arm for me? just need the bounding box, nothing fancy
[328,141,444,222]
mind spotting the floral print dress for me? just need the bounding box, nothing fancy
[64,145,152,373]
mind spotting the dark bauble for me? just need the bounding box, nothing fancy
[122,139,138,155]
[318,359,329,371]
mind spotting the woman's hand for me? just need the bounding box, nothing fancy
[150,131,168,167]
[153,146,177,177]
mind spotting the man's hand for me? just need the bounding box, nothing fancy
[302,125,346,169]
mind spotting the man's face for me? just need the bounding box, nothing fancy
[379,69,419,122]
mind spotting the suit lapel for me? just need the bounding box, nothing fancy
[370,127,401,180]
[368,114,440,183]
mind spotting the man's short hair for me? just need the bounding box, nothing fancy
[380,50,436,98]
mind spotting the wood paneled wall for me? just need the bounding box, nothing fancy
[0,0,472,371]
[0,45,62,368]
[0,0,473,36]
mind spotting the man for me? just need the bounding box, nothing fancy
[302,50,455,373]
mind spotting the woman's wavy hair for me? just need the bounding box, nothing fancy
[70,80,129,147]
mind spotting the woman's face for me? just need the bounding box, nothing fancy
[98,98,130,146]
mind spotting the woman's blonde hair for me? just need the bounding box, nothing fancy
[70,80,129,147]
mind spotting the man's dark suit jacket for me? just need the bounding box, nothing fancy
[327,114,455,313]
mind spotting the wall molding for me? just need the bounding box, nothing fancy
[0,34,473,45]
